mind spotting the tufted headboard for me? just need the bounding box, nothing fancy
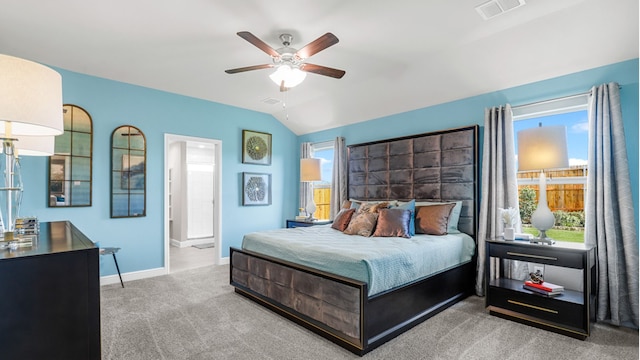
[347,125,478,238]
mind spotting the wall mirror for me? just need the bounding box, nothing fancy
[48,104,93,207]
[111,125,146,218]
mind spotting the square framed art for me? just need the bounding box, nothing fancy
[242,130,272,165]
[242,172,272,206]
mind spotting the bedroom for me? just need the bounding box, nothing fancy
[0,0,638,358]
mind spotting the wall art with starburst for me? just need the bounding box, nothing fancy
[242,130,272,165]
[242,172,272,206]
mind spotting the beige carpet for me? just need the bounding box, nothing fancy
[101,264,638,360]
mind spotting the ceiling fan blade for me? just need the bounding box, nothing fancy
[237,31,280,58]
[300,63,346,79]
[225,64,274,74]
[295,33,339,59]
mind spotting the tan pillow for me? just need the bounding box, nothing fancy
[415,203,456,235]
[341,200,352,209]
[358,201,390,213]
[372,208,411,238]
[331,208,356,231]
[343,212,379,237]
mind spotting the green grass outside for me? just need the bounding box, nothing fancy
[522,226,585,243]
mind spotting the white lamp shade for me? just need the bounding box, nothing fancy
[517,125,569,171]
[13,135,55,156]
[269,65,307,88]
[300,158,321,182]
[0,54,63,136]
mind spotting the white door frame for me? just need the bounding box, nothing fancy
[164,134,223,272]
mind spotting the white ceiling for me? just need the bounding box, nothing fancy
[0,0,637,135]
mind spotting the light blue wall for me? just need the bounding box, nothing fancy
[19,69,299,276]
[299,59,639,233]
[17,59,639,278]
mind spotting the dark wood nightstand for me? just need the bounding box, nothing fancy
[286,219,332,228]
[485,239,596,340]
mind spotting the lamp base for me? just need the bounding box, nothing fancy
[306,200,317,222]
[530,229,555,245]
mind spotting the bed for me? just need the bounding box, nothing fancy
[230,125,478,355]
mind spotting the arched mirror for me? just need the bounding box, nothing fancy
[111,125,146,218]
[48,104,93,207]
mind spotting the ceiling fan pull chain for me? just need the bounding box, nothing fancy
[282,90,289,121]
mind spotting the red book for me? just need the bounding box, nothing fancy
[524,280,564,293]
[523,285,563,296]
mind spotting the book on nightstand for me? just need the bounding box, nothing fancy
[523,284,563,296]
[523,280,564,295]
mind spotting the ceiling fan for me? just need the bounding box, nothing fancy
[225,31,346,91]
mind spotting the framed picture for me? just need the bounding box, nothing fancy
[121,154,145,190]
[242,172,272,206]
[242,130,272,165]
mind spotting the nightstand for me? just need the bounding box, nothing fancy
[286,219,332,228]
[485,239,596,340]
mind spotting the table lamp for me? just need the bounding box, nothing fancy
[300,158,321,220]
[0,54,63,240]
[517,124,569,245]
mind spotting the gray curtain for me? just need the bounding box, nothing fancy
[300,142,313,215]
[330,137,347,220]
[476,105,522,296]
[585,82,638,328]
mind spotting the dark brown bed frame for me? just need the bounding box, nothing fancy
[230,125,479,355]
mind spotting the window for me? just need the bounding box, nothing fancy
[513,94,589,243]
[310,141,334,220]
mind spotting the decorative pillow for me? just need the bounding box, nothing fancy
[331,208,356,231]
[341,200,352,209]
[358,201,390,213]
[343,211,379,237]
[415,201,462,233]
[395,200,416,236]
[372,208,411,238]
[349,199,397,211]
[415,203,456,235]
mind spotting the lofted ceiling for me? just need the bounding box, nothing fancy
[0,0,637,135]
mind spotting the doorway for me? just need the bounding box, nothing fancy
[164,134,222,273]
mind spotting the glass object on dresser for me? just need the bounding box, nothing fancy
[111,125,146,218]
[48,104,93,207]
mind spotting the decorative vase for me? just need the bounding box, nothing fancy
[503,227,515,241]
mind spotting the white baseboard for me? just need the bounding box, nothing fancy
[100,267,167,286]
[170,237,214,248]
[101,258,230,286]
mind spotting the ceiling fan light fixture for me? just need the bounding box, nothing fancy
[269,64,306,88]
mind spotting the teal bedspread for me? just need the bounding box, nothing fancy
[242,225,476,296]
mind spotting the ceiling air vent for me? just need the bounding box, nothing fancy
[476,0,525,20]
[261,97,280,105]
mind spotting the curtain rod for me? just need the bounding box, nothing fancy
[511,85,621,110]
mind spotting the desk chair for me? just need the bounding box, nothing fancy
[99,247,124,288]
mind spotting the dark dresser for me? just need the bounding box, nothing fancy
[0,221,101,359]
